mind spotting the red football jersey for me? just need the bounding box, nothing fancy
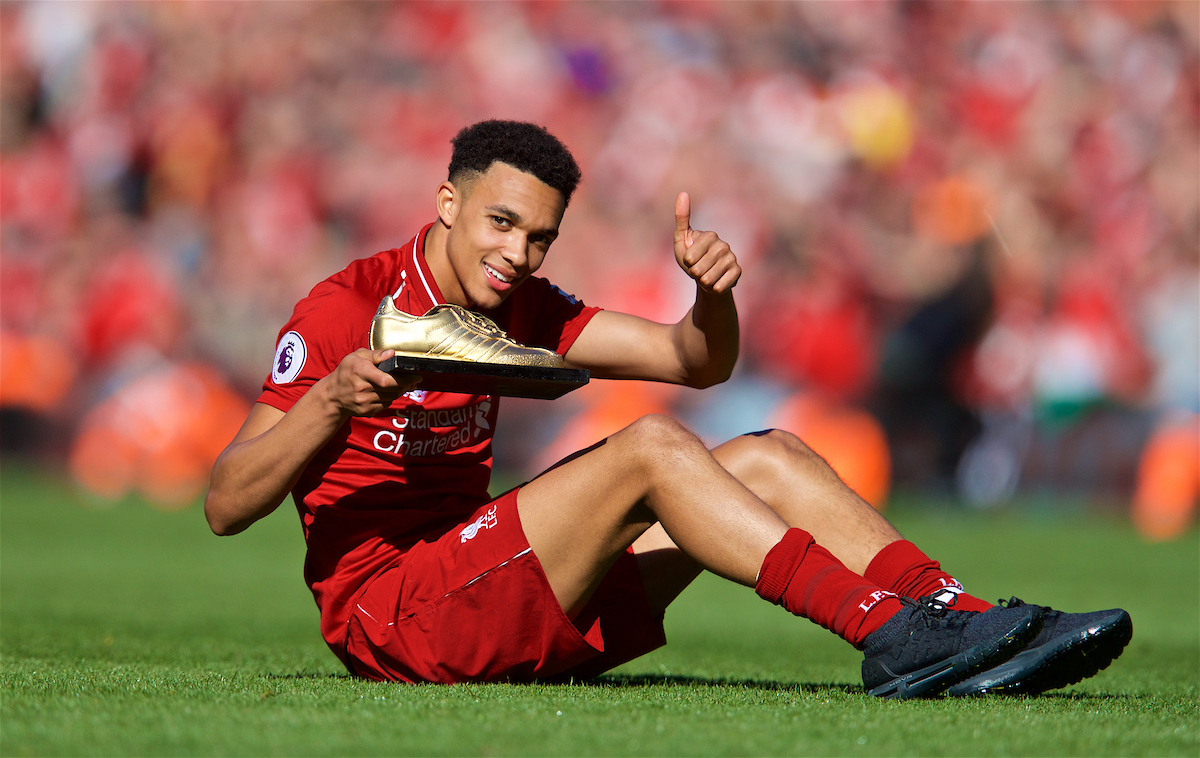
[257,223,600,660]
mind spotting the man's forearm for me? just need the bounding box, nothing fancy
[204,381,349,535]
[671,286,740,389]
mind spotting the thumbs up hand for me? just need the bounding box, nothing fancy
[673,192,742,295]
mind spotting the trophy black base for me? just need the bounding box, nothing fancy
[379,356,589,400]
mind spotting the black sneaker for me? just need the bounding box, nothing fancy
[946,598,1133,696]
[862,595,1042,699]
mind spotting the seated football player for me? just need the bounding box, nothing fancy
[204,120,1131,698]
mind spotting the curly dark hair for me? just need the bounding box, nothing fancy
[448,120,582,205]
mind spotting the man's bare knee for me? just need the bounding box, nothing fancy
[614,414,707,470]
[718,428,833,483]
[621,413,696,443]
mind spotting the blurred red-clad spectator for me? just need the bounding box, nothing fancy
[0,1,1193,522]
[68,362,249,508]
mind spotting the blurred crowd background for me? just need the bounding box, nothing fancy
[1,1,1196,539]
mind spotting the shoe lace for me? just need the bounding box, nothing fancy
[999,595,1056,631]
[901,595,954,628]
[436,305,509,339]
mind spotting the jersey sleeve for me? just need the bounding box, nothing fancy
[508,276,602,356]
[257,282,378,413]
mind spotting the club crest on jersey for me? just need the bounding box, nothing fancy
[474,399,492,437]
[272,331,306,384]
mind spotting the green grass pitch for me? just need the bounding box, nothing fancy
[2,466,1196,756]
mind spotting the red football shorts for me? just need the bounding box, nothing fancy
[344,488,667,683]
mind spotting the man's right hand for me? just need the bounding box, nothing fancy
[205,347,419,535]
[324,348,420,417]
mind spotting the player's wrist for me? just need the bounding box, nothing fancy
[693,283,737,314]
[312,374,356,423]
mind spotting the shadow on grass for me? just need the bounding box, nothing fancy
[573,672,860,695]
[589,676,1145,703]
[256,670,1136,703]
[258,670,855,694]
[263,671,355,681]
[1033,690,1145,702]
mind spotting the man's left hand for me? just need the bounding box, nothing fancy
[673,192,742,295]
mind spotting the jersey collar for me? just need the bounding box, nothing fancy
[396,223,445,310]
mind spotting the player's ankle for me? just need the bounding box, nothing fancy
[850,594,906,648]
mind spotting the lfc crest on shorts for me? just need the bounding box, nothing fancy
[459,506,498,543]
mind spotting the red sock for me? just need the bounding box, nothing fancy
[755,529,904,648]
[863,540,994,612]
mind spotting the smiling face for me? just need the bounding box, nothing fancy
[425,161,566,311]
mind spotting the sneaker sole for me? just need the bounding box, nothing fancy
[946,609,1132,696]
[866,609,1041,700]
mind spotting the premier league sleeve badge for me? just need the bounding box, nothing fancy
[272,331,307,384]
